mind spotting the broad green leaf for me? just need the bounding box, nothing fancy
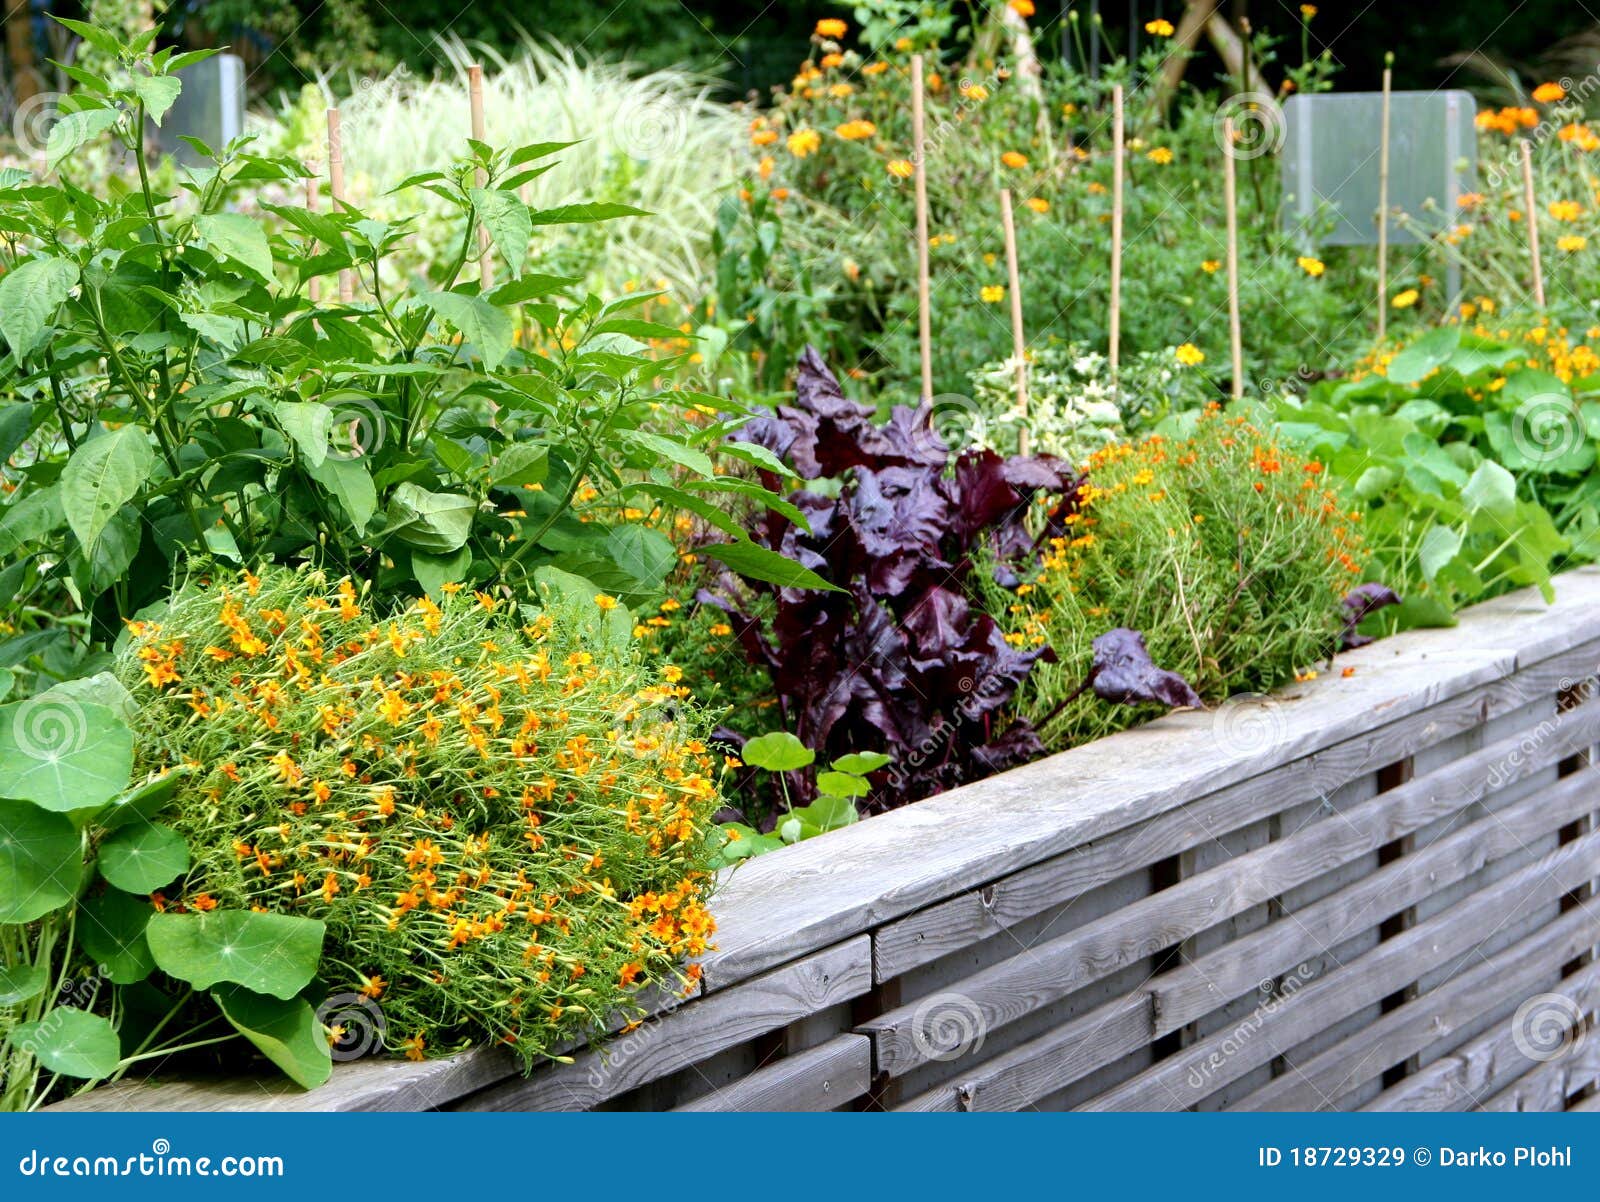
[1461,460,1516,521]
[211,986,334,1090]
[194,212,275,283]
[0,256,79,362]
[412,547,470,597]
[830,751,892,775]
[129,74,182,124]
[532,565,633,656]
[491,443,549,487]
[97,823,188,894]
[274,400,335,469]
[703,540,840,592]
[816,770,871,798]
[791,794,859,832]
[469,188,531,278]
[45,108,121,170]
[12,1008,121,1080]
[486,274,580,306]
[713,823,784,866]
[0,798,80,923]
[420,291,512,372]
[606,525,676,591]
[0,697,133,812]
[1419,524,1464,581]
[621,429,714,477]
[0,962,49,1005]
[741,731,814,772]
[61,426,154,555]
[146,910,325,999]
[384,483,475,553]
[719,440,797,478]
[1386,326,1460,386]
[0,486,65,557]
[307,455,377,534]
[78,888,156,984]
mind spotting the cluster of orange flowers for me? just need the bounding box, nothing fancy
[120,567,723,1066]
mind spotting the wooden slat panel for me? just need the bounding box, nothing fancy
[450,938,870,1112]
[672,1034,871,1111]
[1361,965,1600,1112]
[861,705,1600,1080]
[1234,907,1600,1110]
[1079,831,1600,1111]
[1478,1034,1600,1113]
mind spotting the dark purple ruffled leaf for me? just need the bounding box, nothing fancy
[1340,582,1401,649]
[1090,628,1204,711]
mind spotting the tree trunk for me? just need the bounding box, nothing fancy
[1155,0,1221,109]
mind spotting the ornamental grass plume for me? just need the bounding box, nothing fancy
[1002,404,1368,747]
[117,567,722,1067]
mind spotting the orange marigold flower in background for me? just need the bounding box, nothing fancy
[959,81,988,101]
[786,127,821,157]
[980,284,1006,303]
[1300,3,1317,16]
[1548,200,1583,221]
[1024,196,1049,214]
[1391,288,1420,309]
[1001,150,1029,168]
[1558,234,1588,252]
[1175,343,1205,366]
[814,18,847,39]
[863,60,888,75]
[820,51,843,68]
[403,1033,426,1062]
[594,594,619,611]
[1147,146,1173,164]
[1533,81,1567,103]
[751,128,777,147]
[1201,259,1221,273]
[1297,256,1325,277]
[1145,18,1174,36]
[887,158,914,178]
[1009,0,1036,17]
[835,119,877,140]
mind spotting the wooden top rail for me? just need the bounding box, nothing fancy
[51,567,1600,1111]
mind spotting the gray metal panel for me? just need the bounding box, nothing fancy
[160,53,246,163]
[1282,91,1477,246]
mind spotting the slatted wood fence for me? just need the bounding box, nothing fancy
[56,568,1600,1112]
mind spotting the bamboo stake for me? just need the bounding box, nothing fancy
[469,64,493,290]
[1223,117,1243,402]
[327,108,353,303]
[1000,188,1028,454]
[1109,83,1125,382]
[305,174,321,305]
[1376,60,1391,342]
[1521,139,1545,308]
[911,54,933,402]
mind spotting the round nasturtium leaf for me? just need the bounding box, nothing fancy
[97,823,188,894]
[740,731,815,773]
[11,1007,121,1080]
[211,985,333,1090]
[0,962,49,1006]
[78,888,156,985]
[0,797,82,924]
[0,697,133,812]
[146,910,326,1000]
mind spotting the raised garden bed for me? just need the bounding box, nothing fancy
[50,569,1600,1112]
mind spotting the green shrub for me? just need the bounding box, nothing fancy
[1001,404,1366,747]
[117,565,723,1066]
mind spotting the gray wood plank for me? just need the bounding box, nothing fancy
[1233,906,1600,1110]
[1078,831,1600,1111]
[861,705,1600,1079]
[672,1034,871,1111]
[449,937,871,1111]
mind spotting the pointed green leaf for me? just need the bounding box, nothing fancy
[0,256,79,363]
[194,212,275,283]
[78,888,156,984]
[383,483,475,553]
[469,188,531,278]
[147,910,325,999]
[307,455,377,534]
[45,108,122,170]
[420,292,512,371]
[274,400,335,469]
[60,426,154,556]
[702,540,841,592]
[129,75,182,124]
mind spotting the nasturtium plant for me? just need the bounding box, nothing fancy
[714,731,890,865]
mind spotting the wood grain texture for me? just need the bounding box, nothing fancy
[862,706,1600,1079]
[448,937,870,1111]
[1080,830,1600,1111]
[672,1034,871,1112]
